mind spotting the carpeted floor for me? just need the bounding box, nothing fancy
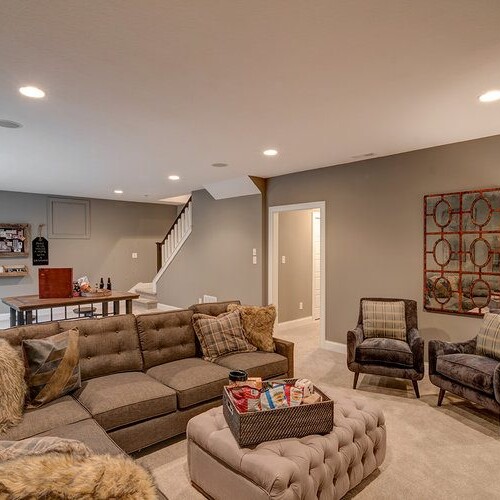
[136,321,500,499]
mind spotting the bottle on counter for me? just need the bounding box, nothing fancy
[106,277,112,291]
[99,277,104,289]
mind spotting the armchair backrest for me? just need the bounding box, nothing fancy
[358,298,418,333]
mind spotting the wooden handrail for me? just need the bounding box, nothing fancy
[157,196,192,246]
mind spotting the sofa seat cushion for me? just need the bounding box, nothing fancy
[74,372,177,430]
[356,338,413,366]
[147,358,230,409]
[215,351,288,379]
[38,419,123,456]
[0,396,90,441]
[436,353,499,395]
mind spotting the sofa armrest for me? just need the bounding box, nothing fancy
[428,337,477,376]
[494,364,500,404]
[347,325,364,367]
[274,337,294,378]
[408,328,424,376]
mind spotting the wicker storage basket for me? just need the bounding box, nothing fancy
[223,378,334,447]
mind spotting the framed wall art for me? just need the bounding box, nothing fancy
[424,188,500,316]
[0,223,30,258]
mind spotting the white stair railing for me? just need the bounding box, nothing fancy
[153,197,193,292]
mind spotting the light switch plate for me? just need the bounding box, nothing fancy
[281,256,286,264]
[132,253,138,259]
[252,256,257,264]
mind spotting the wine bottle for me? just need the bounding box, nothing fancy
[106,277,112,291]
[99,277,104,289]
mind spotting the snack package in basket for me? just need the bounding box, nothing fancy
[228,386,261,413]
[260,384,288,410]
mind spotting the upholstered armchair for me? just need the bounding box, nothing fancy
[347,298,424,398]
[428,337,500,418]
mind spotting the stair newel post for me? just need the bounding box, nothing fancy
[156,242,162,272]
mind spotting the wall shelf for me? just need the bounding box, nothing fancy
[0,265,29,278]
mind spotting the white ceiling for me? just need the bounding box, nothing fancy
[1,0,500,203]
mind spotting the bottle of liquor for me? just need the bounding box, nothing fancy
[106,277,112,291]
[99,277,104,289]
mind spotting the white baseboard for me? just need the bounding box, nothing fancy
[277,316,314,330]
[320,339,347,354]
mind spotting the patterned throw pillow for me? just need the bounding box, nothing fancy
[192,310,257,362]
[22,329,81,408]
[227,304,276,352]
[362,300,407,341]
[476,313,500,361]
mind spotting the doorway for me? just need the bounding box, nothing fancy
[268,202,326,347]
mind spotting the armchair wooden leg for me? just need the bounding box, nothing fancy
[437,388,446,406]
[353,372,359,390]
[412,380,420,399]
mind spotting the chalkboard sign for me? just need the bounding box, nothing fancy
[32,237,49,265]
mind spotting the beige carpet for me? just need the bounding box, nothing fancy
[136,322,500,499]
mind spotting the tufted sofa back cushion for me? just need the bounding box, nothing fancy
[0,323,60,353]
[61,315,143,380]
[136,310,196,369]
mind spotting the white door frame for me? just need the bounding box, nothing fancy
[268,201,326,348]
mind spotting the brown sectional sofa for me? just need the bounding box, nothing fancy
[0,301,294,459]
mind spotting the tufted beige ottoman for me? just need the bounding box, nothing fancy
[187,396,386,499]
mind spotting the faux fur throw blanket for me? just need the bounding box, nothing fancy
[0,450,157,499]
[0,339,27,434]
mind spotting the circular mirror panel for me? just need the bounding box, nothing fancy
[471,196,492,227]
[470,238,491,268]
[433,199,452,228]
[470,279,491,309]
[433,276,452,304]
[433,238,452,267]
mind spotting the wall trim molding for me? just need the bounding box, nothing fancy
[320,339,347,354]
[277,316,314,330]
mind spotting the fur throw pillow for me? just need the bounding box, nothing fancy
[0,436,92,462]
[0,452,157,499]
[227,304,276,352]
[0,339,27,434]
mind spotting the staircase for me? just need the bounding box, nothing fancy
[130,196,193,307]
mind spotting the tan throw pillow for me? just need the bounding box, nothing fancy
[227,304,276,352]
[22,329,81,408]
[362,300,407,341]
[0,339,27,434]
[192,310,257,362]
[476,313,500,361]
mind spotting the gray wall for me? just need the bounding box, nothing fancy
[267,134,500,345]
[156,189,263,308]
[0,191,176,313]
[278,210,313,323]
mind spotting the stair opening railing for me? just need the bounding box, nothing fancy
[156,196,192,272]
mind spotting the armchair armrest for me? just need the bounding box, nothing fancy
[274,337,294,378]
[408,327,424,376]
[347,325,364,367]
[428,337,477,376]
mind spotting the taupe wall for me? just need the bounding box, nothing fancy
[156,189,263,308]
[0,191,176,313]
[278,210,313,323]
[267,134,500,345]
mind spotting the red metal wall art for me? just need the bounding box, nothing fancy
[424,188,500,316]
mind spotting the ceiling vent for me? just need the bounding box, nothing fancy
[0,119,23,129]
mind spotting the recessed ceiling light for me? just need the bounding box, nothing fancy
[0,119,22,129]
[19,86,45,99]
[479,90,500,103]
[263,149,278,156]
[114,189,123,194]
[212,162,228,168]
[168,175,180,181]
